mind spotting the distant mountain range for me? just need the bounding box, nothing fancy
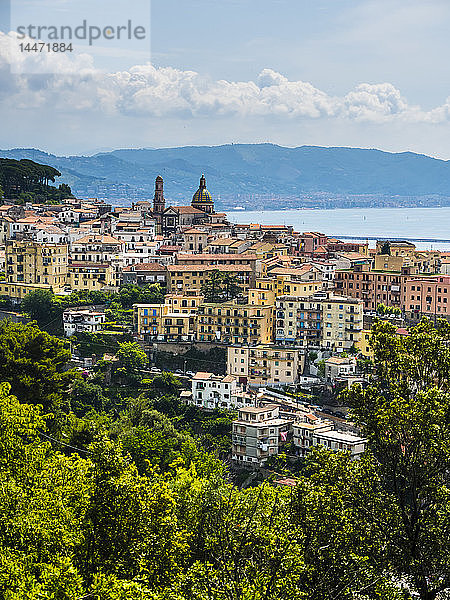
[1,144,450,210]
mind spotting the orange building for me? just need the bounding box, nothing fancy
[335,264,406,310]
[404,276,450,320]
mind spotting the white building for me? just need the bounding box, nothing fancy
[232,404,292,466]
[63,308,106,337]
[34,225,68,245]
[121,240,163,266]
[293,418,366,460]
[189,372,254,410]
[324,356,357,381]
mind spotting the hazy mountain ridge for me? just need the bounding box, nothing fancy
[1,144,450,208]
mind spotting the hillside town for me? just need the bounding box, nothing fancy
[1,173,447,468]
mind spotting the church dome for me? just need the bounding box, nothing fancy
[192,174,213,205]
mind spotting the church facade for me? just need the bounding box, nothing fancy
[150,174,220,236]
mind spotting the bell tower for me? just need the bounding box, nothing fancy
[153,175,165,214]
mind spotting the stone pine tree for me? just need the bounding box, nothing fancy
[201,270,241,302]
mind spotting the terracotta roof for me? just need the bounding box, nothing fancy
[158,245,181,252]
[396,327,409,336]
[74,234,123,245]
[337,252,371,260]
[165,205,205,214]
[123,262,166,272]
[269,265,316,277]
[183,228,207,234]
[168,264,251,273]
[193,372,213,380]
[176,253,257,262]
[37,225,65,234]
[17,216,55,224]
[326,357,356,365]
[274,478,297,487]
[69,262,111,268]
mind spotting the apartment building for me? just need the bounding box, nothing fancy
[70,234,123,263]
[122,262,167,286]
[227,345,304,387]
[167,264,253,295]
[404,275,450,319]
[197,302,273,345]
[292,416,334,457]
[375,241,440,273]
[374,252,440,275]
[189,372,254,410]
[182,228,209,253]
[208,237,251,254]
[293,419,366,460]
[2,240,68,300]
[335,263,406,310]
[232,404,292,466]
[275,295,323,347]
[296,232,329,256]
[248,286,277,306]
[322,295,363,351]
[275,293,363,350]
[251,274,324,305]
[63,308,106,336]
[356,329,374,359]
[68,262,117,292]
[134,291,203,342]
[175,252,258,287]
[324,356,357,381]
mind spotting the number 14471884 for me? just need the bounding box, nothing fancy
[19,43,73,52]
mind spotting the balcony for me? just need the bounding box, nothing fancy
[345,324,362,332]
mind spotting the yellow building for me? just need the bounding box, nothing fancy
[182,228,209,253]
[2,240,68,300]
[197,302,273,345]
[253,274,324,301]
[167,264,253,294]
[248,287,276,306]
[245,241,288,261]
[134,291,203,342]
[375,241,440,274]
[68,262,117,291]
[356,329,374,359]
[228,345,304,386]
[321,295,363,351]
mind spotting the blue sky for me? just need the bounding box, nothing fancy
[1,0,450,156]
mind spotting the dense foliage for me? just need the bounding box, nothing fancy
[0,157,74,203]
[0,318,449,599]
[201,270,242,302]
[20,284,165,333]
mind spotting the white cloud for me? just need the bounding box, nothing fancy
[1,31,450,124]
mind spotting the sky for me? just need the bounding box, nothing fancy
[1,0,450,157]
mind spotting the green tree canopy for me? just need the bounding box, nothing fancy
[343,318,450,600]
[0,320,74,410]
[116,341,147,373]
[379,241,391,255]
[201,270,242,303]
[22,289,59,326]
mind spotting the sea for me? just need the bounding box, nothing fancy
[226,207,450,251]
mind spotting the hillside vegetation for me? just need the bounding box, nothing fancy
[0,318,450,599]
